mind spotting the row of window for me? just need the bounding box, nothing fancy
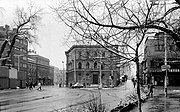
[77,62,104,69]
[154,44,178,52]
[16,38,28,45]
[14,62,27,68]
[14,46,27,53]
[78,51,106,59]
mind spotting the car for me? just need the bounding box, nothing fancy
[71,83,84,88]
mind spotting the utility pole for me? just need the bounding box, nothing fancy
[62,61,64,87]
[99,52,102,89]
[164,1,168,97]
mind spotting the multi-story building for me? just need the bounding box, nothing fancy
[28,55,50,85]
[53,67,66,87]
[143,32,180,86]
[0,25,28,88]
[27,57,37,83]
[65,45,120,87]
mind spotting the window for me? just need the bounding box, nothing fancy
[16,39,20,43]
[23,64,27,68]
[23,56,27,60]
[94,62,97,69]
[78,51,82,59]
[78,62,82,69]
[155,44,164,51]
[86,62,90,69]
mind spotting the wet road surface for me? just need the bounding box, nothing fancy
[0,80,135,112]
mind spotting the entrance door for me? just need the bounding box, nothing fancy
[93,74,98,84]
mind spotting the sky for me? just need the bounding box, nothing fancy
[0,0,69,70]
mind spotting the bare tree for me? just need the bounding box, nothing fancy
[53,0,180,111]
[0,4,43,65]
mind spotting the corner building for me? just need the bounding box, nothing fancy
[143,32,180,86]
[65,45,120,87]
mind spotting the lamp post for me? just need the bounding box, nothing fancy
[150,0,170,97]
[62,61,64,87]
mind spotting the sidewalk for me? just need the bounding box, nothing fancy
[132,86,180,112]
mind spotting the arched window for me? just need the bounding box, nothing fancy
[86,62,90,69]
[94,62,97,69]
[78,62,82,69]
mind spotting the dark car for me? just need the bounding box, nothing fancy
[71,83,84,88]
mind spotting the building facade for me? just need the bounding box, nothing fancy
[0,25,28,88]
[143,32,180,86]
[53,67,66,87]
[65,45,120,87]
[28,55,50,85]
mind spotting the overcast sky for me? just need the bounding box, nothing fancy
[0,0,69,70]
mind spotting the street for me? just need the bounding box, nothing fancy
[0,80,135,112]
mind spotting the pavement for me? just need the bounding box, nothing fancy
[131,86,180,112]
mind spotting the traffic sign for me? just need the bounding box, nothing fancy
[161,65,171,71]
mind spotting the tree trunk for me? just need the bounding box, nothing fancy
[135,50,142,112]
[0,40,8,59]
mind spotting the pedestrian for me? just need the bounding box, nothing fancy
[29,82,33,90]
[59,83,61,87]
[148,84,154,97]
[37,82,42,91]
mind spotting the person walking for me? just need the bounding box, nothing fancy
[37,82,42,91]
[148,84,154,97]
[29,82,33,90]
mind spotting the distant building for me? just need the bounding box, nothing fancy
[27,57,36,83]
[65,45,120,87]
[53,67,66,87]
[143,32,180,86]
[28,55,50,85]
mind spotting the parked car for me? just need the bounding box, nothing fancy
[71,83,84,88]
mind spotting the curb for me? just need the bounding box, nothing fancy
[110,86,150,112]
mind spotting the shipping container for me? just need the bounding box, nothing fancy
[0,77,9,89]
[9,78,18,89]
[0,66,9,78]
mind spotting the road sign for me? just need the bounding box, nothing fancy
[161,65,171,71]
